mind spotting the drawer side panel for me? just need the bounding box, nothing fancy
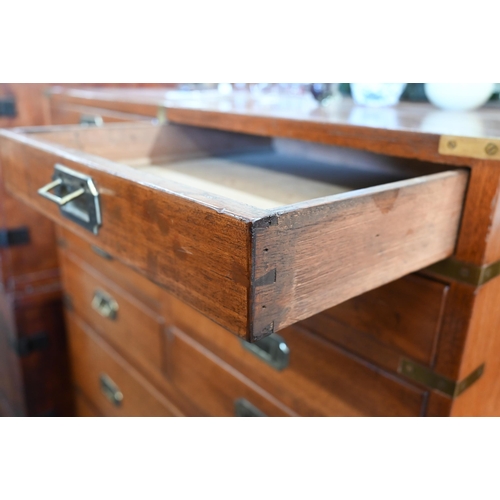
[251,170,468,339]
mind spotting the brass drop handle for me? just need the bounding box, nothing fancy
[80,114,103,126]
[99,373,123,407]
[38,178,85,206]
[91,290,119,320]
[241,333,290,371]
[234,398,266,417]
[37,164,102,235]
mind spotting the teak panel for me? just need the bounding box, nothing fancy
[74,389,102,417]
[66,314,181,417]
[301,274,449,370]
[0,124,468,341]
[49,102,154,126]
[165,293,427,416]
[0,288,71,417]
[59,251,165,383]
[0,127,256,337]
[168,326,296,417]
[250,171,467,338]
[0,156,59,290]
[447,277,500,416]
[57,226,164,312]
[0,292,22,415]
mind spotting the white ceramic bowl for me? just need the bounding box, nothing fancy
[424,83,495,111]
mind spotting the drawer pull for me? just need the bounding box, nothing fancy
[38,178,85,206]
[92,290,119,320]
[99,373,123,407]
[234,398,266,417]
[37,164,102,234]
[241,333,290,371]
[80,114,103,126]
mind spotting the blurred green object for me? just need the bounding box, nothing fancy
[401,84,428,102]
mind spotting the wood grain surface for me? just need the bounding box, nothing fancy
[166,294,427,416]
[66,313,182,417]
[250,170,468,339]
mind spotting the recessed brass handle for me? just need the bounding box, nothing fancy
[80,114,103,126]
[37,164,102,235]
[234,398,266,417]
[99,373,123,407]
[241,333,290,371]
[38,178,85,206]
[91,290,119,320]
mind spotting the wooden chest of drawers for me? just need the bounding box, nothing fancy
[3,88,500,416]
[57,226,430,416]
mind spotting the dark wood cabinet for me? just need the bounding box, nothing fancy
[0,84,70,416]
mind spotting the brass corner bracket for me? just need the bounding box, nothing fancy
[156,106,168,124]
[398,358,485,399]
[439,135,500,160]
[424,257,500,287]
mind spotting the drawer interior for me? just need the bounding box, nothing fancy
[125,151,409,209]
[28,123,457,212]
[4,123,468,340]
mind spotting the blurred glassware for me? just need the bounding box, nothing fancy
[424,83,495,111]
[310,83,340,106]
[177,83,218,91]
[232,83,249,92]
[351,83,406,107]
[249,83,275,96]
[278,83,311,95]
[217,83,233,95]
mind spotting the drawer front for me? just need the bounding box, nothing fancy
[49,101,154,126]
[165,294,427,416]
[57,226,163,311]
[301,274,449,369]
[0,181,59,287]
[66,314,180,416]
[0,123,467,341]
[60,251,165,381]
[168,327,295,417]
[74,389,101,417]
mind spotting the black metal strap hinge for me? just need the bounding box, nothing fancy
[0,96,17,118]
[0,227,30,248]
[11,332,50,357]
[398,358,485,399]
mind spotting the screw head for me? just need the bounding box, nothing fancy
[485,143,499,156]
[448,140,457,149]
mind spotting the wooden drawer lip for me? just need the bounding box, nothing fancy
[49,90,160,118]
[0,124,468,341]
[50,102,155,125]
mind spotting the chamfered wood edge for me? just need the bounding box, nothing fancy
[247,169,469,341]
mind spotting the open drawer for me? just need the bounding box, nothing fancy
[0,123,468,341]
